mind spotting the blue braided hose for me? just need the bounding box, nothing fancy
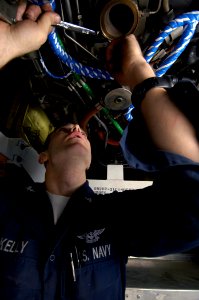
[29,0,56,8]
[39,53,72,79]
[144,11,199,77]
[29,0,113,80]
[47,31,113,80]
[123,104,134,122]
[28,2,199,80]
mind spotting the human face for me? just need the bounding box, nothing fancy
[42,123,91,169]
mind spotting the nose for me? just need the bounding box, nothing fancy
[70,124,81,132]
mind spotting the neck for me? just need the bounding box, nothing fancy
[45,163,87,197]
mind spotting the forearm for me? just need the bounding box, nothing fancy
[107,34,199,164]
[0,54,10,69]
[0,23,16,69]
[0,45,19,69]
[130,61,199,162]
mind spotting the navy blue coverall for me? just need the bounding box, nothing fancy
[0,114,199,300]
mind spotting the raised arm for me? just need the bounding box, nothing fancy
[0,1,60,69]
[106,34,199,163]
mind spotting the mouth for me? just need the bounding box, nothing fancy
[67,132,83,140]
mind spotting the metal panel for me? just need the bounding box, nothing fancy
[126,255,199,289]
[125,288,199,300]
[126,255,199,299]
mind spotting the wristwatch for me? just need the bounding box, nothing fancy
[131,76,179,108]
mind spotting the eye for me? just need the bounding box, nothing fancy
[58,127,69,133]
[81,130,87,137]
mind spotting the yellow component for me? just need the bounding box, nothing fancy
[17,104,54,150]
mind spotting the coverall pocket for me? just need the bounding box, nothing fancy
[73,259,124,300]
[0,254,42,300]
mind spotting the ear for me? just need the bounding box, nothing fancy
[38,151,48,165]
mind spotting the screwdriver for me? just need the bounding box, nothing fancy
[55,20,99,36]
